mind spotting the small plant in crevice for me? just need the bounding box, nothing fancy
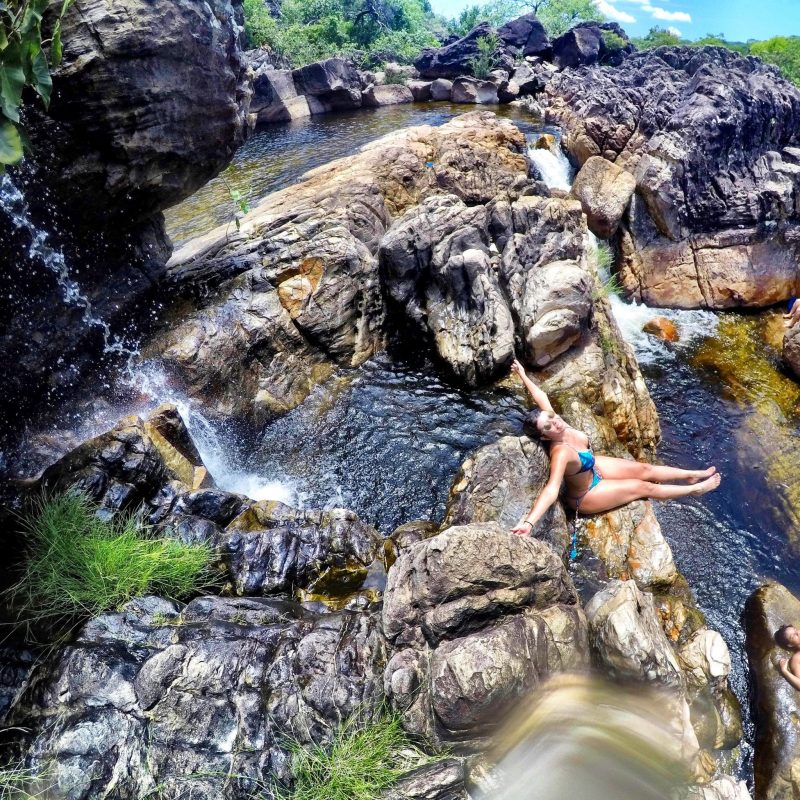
[221,177,251,232]
[593,272,623,302]
[5,491,214,641]
[0,759,53,799]
[275,709,442,800]
[469,33,499,79]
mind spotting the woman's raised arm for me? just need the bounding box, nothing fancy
[511,358,554,414]
[511,447,569,535]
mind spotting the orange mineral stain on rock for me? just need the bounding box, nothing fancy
[277,256,325,317]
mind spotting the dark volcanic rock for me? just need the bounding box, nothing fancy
[9,595,386,799]
[546,45,800,308]
[497,13,550,58]
[292,57,362,110]
[745,582,800,800]
[552,22,633,69]
[415,22,500,79]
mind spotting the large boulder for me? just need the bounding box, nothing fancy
[9,596,386,799]
[292,57,362,111]
[442,435,570,557]
[552,22,634,70]
[546,46,800,309]
[745,582,800,800]
[415,22,500,80]
[451,77,499,104]
[497,13,550,58]
[251,66,311,123]
[783,324,800,379]
[570,156,637,238]
[383,523,589,748]
[362,84,414,107]
[222,501,383,599]
[153,113,530,422]
[430,78,454,100]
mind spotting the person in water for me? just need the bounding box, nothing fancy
[774,625,800,691]
[509,359,721,536]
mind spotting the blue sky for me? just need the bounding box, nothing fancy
[428,0,800,42]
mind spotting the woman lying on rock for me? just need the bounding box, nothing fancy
[510,359,721,536]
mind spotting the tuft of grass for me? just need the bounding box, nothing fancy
[7,492,213,639]
[592,243,623,300]
[596,241,614,273]
[276,711,437,800]
[0,761,53,799]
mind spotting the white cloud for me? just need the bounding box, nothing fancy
[641,4,692,22]
[667,25,682,36]
[593,0,637,23]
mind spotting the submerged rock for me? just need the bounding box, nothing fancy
[745,582,800,800]
[383,523,588,748]
[546,46,800,309]
[644,317,680,343]
[10,596,386,799]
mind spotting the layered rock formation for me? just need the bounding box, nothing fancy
[1,0,251,437]
[546,46,800,309]
[150,113,603,423]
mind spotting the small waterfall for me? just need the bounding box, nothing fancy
[128,362,303,504]
[527,139,574,191]
[0,174,133,358]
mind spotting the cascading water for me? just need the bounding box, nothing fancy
[0,175,132,358]
[527,138,574,192]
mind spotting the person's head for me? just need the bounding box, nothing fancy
[775,625,800,650]
[524,408,568,442]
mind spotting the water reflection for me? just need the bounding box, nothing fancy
[165,103,552,246]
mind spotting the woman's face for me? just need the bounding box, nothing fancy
[537,411,566,439]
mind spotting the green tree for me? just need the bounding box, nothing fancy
[632,25,681,50]
[470,31,499,77]
[530,0,603,37]
[750,36,800,86]
[0,0,73,171]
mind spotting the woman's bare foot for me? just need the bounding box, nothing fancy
[691,473,721,495]
[686,466,717,484]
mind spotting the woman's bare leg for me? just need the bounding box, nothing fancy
[594,455,716,484]
[576,474,721,515]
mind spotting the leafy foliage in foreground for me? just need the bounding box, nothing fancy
[277,711,438,800]
[7,491,212,639]
[0,0,74,171]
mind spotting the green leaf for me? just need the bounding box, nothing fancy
[51,20,62,66]
[29,44,51,105]
[0,118,22,165]
[0,26,7,52]
[0,58,25,122]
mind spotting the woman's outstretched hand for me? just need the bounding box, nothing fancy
[511,358,527,380]
[511,518,533,536]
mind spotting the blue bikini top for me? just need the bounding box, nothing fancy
[561,442,595,476]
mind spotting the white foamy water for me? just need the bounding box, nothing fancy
[128,362,305,504]
[528,142,574,191]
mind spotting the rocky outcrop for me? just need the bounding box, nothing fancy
[552,22,634,70]
[251,66,311,123]
[383,524,588,748]
[430,78,454,100]
[442,435,569,557]
[1,0,251,439]
[10,595,386,799]
[363,84,414,107]
[451,77,499,104]
[587,580,742,767]
[222,501,383,599]
[745,582,800,800]
[415,22,499,79]
[570,156,636,239]
[407,80,433,101]
[546,46,800,308]
[783,324,800,379]
[151,113,535,421]
[497,13,550,58]
[292,57,362,111]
